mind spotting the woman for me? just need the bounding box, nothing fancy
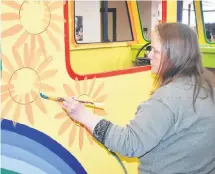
[62,23,215,173]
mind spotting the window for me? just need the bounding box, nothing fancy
[202,0,215,43]
[137,1,162,40]
[74,0,133,43]
[182,0,196,31]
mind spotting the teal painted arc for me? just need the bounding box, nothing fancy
[1,168,20,174]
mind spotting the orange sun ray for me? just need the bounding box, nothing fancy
[1,84,14,93]
[36,83,56,92]
[2,1,20,10]
[1,97,16,118]
[30,35,36,59]
[13,31,30,49]
[63,84,76,96]
[94,94,108,103]
[35,56,52,74]
[49,1,65,12]
[2,70,11,82]
[68,123,77,147]
[51,14,66,23]
[46,29,61,51]
[1,13,19,21]
[2,54,16,74]
[79,127,84,150]
[85,129,94,145]
[25,94,34,124]
[92,82,104,99]
[94,109,108,116]
[24,43,30,67]
[49,22,63,34]
[2,24,23,38]
[13,97,22,125]
[30,49,41,69]
[55,112,66,119]
[58,118,72,135]
[75,77,81,96]
[31,90,47,114]
[12,47,24,68]
[83,76,88,94]
[1,90,15,103]
[39,70,58,81]
[37,35,47,58]
[88,77,96,96]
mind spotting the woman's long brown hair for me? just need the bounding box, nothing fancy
[153,23,214,111]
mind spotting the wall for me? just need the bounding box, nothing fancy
[138,1,152,39]
[108,1,133,41]
[75,1,101,43]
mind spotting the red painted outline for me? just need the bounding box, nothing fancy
[64,1,151,80]
[162,0,167,22]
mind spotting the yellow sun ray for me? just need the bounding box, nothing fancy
[88,77,96,96]
[51,14,66,23]
[49,22,63,34]
[31,90,47,114]
[1,13,19,21]
[39,70,58,81]
[75,77,81,95]
[55,112,66,119]
[1,84,14,93]
[2,54,16,74]
[79,127,84,150]
[36,56,52,74]
[13,31,30,49]
[2,24,23,38]
[2,70,11,82]
[30,35,36,58]
[13,97,22,125]
[63,84,75,96]
[24,43,30,67]
[58,118,72,135]
[37,35,47,57]
[92,82,105,99]
[83,77,88,94]
[68,123,77,147]
[25,94,34,124]
[12,47,24,68]
[46,29,60,51]
[49,1,65,12]
[94,94,108,103]
[2,1,20,10]
[36,83,56,92]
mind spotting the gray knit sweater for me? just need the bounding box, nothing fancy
[95,77,215,174]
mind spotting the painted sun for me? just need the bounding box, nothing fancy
[1,43,58,125]
[55,77,108,150]
[1,0,65,57]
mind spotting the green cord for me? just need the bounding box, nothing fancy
[104,147,128,174]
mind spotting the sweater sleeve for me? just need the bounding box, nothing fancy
[97,99,174,157]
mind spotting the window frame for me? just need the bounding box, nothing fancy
[64,1,151,80]
[200,0,215,44]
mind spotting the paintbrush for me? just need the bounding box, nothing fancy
[40,93,104,110]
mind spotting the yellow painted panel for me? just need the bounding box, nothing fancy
[194,0,207,44]
[167,1,177,22]
[70,46,134,75]
[1,1,153,174]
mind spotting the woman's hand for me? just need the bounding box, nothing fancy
[62,97,102,132]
